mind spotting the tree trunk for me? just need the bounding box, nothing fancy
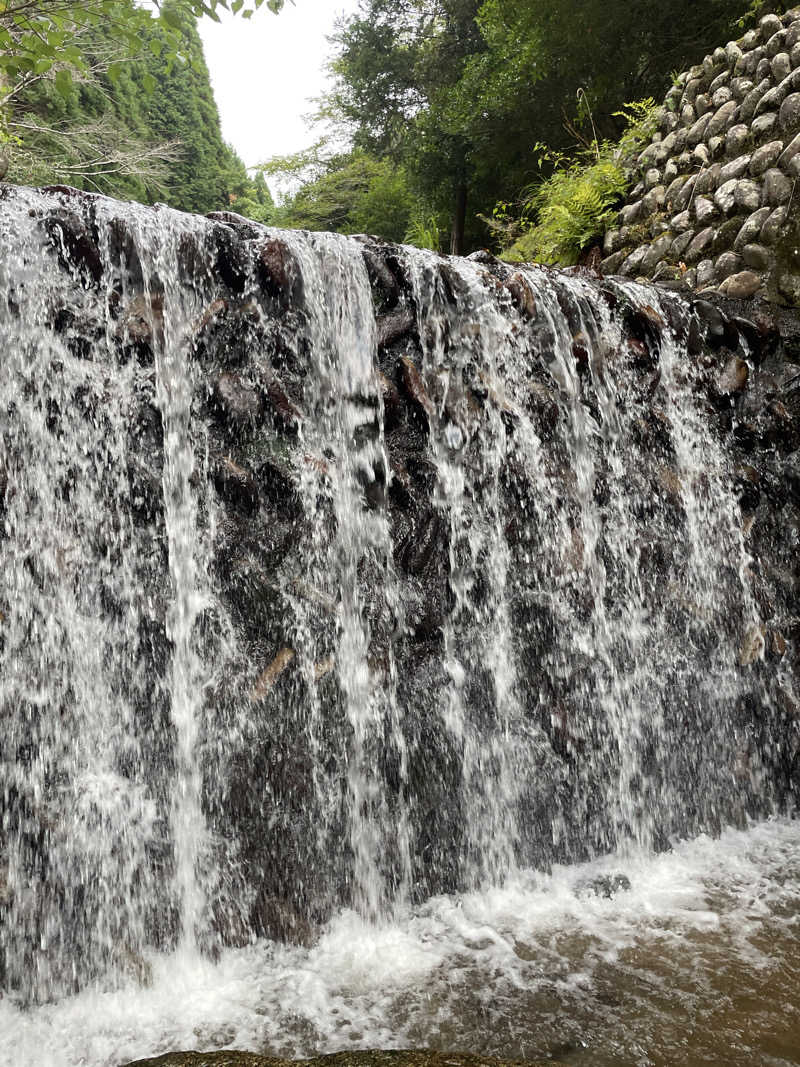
[450,183,467,256]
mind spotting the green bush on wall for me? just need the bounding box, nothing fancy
[498,99,658,267]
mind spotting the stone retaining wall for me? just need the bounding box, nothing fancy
[603,7,800,304]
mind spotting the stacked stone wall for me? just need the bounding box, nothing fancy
[603,7,800,304]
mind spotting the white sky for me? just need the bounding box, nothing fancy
[198,1,361,171]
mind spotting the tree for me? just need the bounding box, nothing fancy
[4,0,274,217]
[328,0,484,254]
[0,0,286,101]
[266,148,415,241]
[322,0,758,254]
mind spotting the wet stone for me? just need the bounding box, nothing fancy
[707,100,739,138]
[714,179,740,215]
[734,206,772,249]
[723,270,762,298]
[685,228,716,262]
[740,80,772,123]
[712,86,733,108]
[665,176,688,208]
[720,154,751,182]
[641,235,673,273]
[751,112,778,138]
[761,205,789,244]
[645,167,662,189]
[710,69,731,93]
[714,215,746,252]
[762,13,784,40]
[778,130,800,167]
[695,197,717,225]
[730,77,755,101]
[684,77,702,104]
[688,112,713,146]
[619,202,643,226]
[726,125,751,156]
[213,373,262,428]
[763,168,793,206]
[696,259,718,287]
[670,230,695,260]
[742,243,772,271]
[716,251,743,279]
[750,140,785,175]
[773,52,793,81]
[695,165,721,196]
[642,185,666,214]
[779,91,800,129]
[717,356,750,395]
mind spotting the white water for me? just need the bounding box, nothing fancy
[1,187,798,1065]
[3,818,800,1067]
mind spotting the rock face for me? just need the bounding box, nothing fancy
[603,6,800,303]
[0,186,799,1008]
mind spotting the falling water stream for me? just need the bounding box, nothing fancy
[0,187,799,1066]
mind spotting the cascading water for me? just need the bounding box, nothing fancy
[0,186,799,1066]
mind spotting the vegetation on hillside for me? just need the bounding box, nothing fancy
[0,0,280,217]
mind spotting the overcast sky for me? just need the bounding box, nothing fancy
[198,1,360,171]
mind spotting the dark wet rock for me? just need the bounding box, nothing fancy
[399,355,434,426]
[575,873,632,898]
[379,371,404,431]
[693,299,728,347]
[213,457,260,513]
[361,246,401,310]
[716,356,750,396]
[377,308,415,350]
[257,237,301,305]
[263,377,302,434]
[213,373,262,429]
[506,272,538,318]
[122,1050,561,1067]
[214,226,251,293]
[42,209,103,285]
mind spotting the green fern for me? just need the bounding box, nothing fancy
[501,98,657,267]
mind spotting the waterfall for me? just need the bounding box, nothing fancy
[0,187,797,1063]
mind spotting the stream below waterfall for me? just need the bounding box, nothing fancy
[1,820,799,1066]
[1,186,800,1067]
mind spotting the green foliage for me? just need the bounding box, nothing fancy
[267,150,415,241]
[498,101,657,266]
[4,1,272,217]
[404,210,443,251]
[322,0,756,253]
[0,0,285,91]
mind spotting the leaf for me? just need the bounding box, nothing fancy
[232,0,244,12]
[161,8,183,30]
[142,72,158,95]
[54,69,73,100]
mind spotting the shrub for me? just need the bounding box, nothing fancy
[493,99,658,266]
